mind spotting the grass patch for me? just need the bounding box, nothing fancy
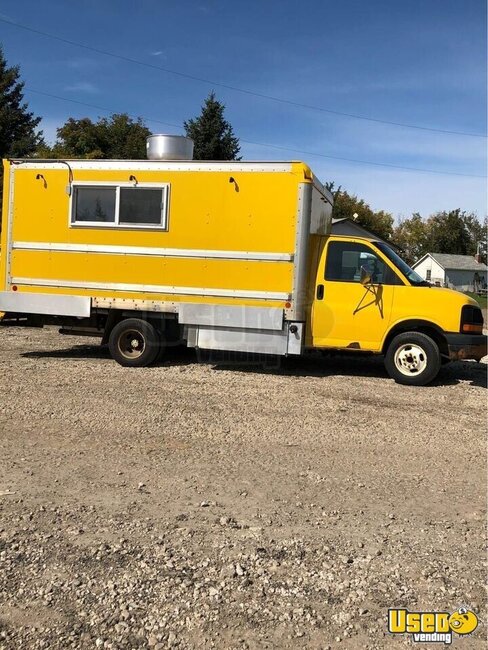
[465,292,487,309]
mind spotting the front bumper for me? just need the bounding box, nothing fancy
[446,333,487,361]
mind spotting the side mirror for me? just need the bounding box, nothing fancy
[360,266,372,285]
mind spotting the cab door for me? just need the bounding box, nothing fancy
[311,238,399,351]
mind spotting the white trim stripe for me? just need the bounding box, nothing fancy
[13,241,293,262]
[11,277,290,301]
[10,160,294,173]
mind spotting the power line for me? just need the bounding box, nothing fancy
[25,88,183,131]
[239,139,487,179]
[3,16,487,139]
[25,87,486,179]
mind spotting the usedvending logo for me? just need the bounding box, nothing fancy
[388,606,478,644]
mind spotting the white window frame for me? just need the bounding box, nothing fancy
[69,181,170,230]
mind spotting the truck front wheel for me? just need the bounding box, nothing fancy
[108,318,160,367]
[384,331,441,386]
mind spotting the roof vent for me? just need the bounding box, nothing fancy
[146,134,194,161]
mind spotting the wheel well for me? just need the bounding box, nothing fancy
[382,321,449,358]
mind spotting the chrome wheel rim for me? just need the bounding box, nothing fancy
[117,330,146,360]
[393,343,428,376]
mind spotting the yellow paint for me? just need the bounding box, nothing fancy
[1,160,478,354]
[448,608,478,635]
[1,160,305,308]
[310,236,479,351]
[10,250,293,294]
[388,606,478,641]
[8,165,300,251]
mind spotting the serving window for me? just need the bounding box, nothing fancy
[71,184,169,229]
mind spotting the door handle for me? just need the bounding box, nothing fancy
[316,284,324,300]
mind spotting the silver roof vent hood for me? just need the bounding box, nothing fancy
[146,134,194,161]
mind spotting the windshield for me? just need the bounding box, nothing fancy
[374,242,427,286]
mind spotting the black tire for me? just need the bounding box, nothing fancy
[155,333,168,362]
[384,331,441,386]
[108,318,160,367]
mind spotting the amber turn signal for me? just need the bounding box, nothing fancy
[461,323,483,334]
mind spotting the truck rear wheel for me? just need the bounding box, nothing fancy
[108,318,160,367]
[384,331,441,386]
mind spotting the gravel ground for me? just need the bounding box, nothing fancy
[0,326,486,649]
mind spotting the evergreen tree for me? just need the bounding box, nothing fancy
[0,47,43,218]
[184,92,240,160]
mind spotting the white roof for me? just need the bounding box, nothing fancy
[413,253,487,271]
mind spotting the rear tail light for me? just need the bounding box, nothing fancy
[460,305,484,334]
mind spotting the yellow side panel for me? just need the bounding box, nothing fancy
[10,168,298,251]
[11,250,292,293]
[4,163,306,307]
[387,285,468,336]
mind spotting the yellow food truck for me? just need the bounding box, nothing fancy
[0,135,485,385]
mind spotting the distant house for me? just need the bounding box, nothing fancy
[331,218,400,251]
[412,253,488,292]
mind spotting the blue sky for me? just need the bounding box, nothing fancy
[1,0,486,220]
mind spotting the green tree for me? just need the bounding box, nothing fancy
[40,113,150,159]
[393,209,487,264]
[0,47,44,218]
[325,183,394,241]
[462,213,487,263]
[425,209,471,256]
[393,213,430,264]
[184,92,240,160]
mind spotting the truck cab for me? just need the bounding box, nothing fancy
[308,234,486,385]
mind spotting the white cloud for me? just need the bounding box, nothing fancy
[315,119,487,170]
[64,82,99,94]
[66,58,98,70]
